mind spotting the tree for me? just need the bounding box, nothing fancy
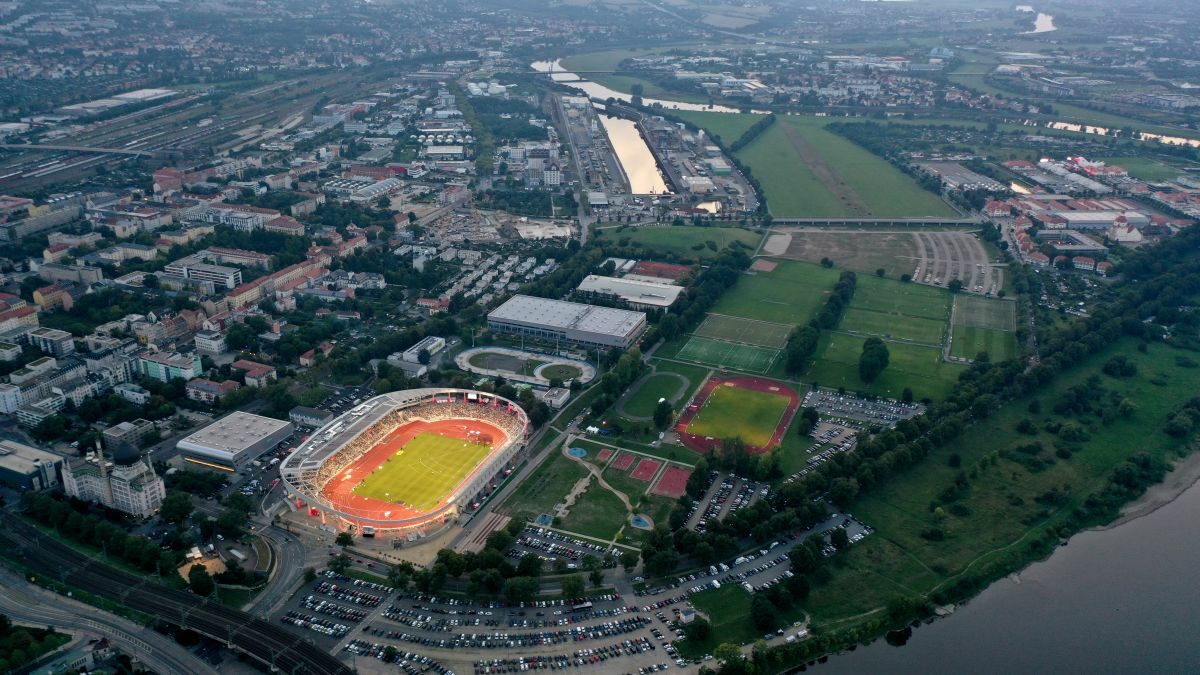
[328,553,352,574]
[159,491,193,525]
[828,477,859,509]
[876,268,886,277]
[382,646,398,663]
[304,567,317,583]
[388,561,415,590]
[561,574,586,599]
[684,615,711,641]
[947,279,964,293]
[502,576,539,605]
[589,567,604,588]
[858,337,890,384]
[417,348,431,365]
[621,550,639,572]
[517,552,543,578]
[188,564,215,597]
[829,527,850,550]
[750,595,778,631]
[335,531,354,547]
[653,399,673,429]
[216,509,247,538]
[714,643,745,665]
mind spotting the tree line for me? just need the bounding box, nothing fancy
[784,270,856,374]
[728,114,777,153]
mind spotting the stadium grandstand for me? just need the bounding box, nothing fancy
[279,388,529,536]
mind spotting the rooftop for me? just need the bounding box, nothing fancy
[176,412,291,454]
[489,294,646,338]
[576,275,684,308]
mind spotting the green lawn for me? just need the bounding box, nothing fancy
[850,275,953,321]
[672,110,768,145]
[558,480,629,541]
[601,462,652,503]
[352,432,492,511]
[594,225,761,260]
[695,314,793,348]
[711,260,841,324]
[680,585,758,656]
[676,336,778,373]
[950,325,1017,361]
[736,116,958,218]
[802,341,1200,629]
[687,384,792,448]
[541,364,584,381]
[1094,156,1187,182]
[625,373,689,418]
[953,294,1017,331]
[840,308,946,346]
[500,445,589,522]
[807,333,964,401]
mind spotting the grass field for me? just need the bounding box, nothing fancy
[676,336,778,373]
[778,230,924,277]
[624,372,689,417]
[558,481,629,541]
[679,586,758,657]
[541,364,584,381]
[672,110,767,145]
[687,384,791,448]
[352,433,492,511]
[807,333,964,401]
[839,307,946,346]
[851,274,952,321]
[953,294,1016,331]
[694,314,793,348]
[710,260,841,324]
[800,341,1200,630]
[736,116,958,218]
[500,445,589,522]
[1094,157,1186,182]
[594,225,762,260]
[950,325,1017,361]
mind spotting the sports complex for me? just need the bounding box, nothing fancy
[675,375,800,454]
[280,388,529,535]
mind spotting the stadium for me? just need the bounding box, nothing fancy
[279,388,529,536]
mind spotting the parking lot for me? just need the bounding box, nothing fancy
[803,390,924,426]
[685,473,766,535]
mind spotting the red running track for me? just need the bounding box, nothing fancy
[674,375,800,455]
[319,419,505,528]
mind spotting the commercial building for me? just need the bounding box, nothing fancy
[576,274,684,311]
[0,439,62,491]
[175,411,293,471]
[289,405,335,427]
[102,418,156,454]
[62,450,165,518]
[488,295,647,350]
[401,335,446,364]
[136,351,202,382]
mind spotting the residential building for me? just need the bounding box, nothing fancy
[28,327,76,357]
[185,378,241,404]
[113,382,151,405]
[193,330,227,356]
[136,351,202,382]
[232,359,276,388]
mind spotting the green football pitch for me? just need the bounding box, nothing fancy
[686,385,792,448]
[352,432,492,511]
[677,336,778,373]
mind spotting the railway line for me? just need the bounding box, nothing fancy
[0,519,350,675]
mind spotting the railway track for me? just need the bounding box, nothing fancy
[0,520,350,675]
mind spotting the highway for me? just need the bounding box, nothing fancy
[0,567,219,675]
[0,519,350,675]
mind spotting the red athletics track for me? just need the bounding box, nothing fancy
[674,375,800,455]
[319,418,506,527]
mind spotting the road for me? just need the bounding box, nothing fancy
[0,567,220,675]
[247,525,308,617]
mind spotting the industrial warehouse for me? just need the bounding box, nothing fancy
[175,411,294,471]
[486,294,647,349]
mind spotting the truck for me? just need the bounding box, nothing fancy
[269,457,280,466]
[228,549,247,562]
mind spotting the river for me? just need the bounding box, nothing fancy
[1016,6,1057,34]
[530,60,742,113]
[814,473,1200,674]
[597,114,670,195]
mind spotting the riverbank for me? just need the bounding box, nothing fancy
[1099,443,1200,530]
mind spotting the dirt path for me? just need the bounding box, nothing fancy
[778,121,872,217]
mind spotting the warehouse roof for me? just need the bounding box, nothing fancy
[488,295,645,338]
[576,275,684,308]
[176,411,291,455]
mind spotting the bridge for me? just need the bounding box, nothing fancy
[0,143,154,157]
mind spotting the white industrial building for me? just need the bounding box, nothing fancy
[62,450,165,518]
[487,295,647,350]
[175,411,293,472]
[576,274,684,310]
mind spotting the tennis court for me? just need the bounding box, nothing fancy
[695,314,792,349]
[676,336,778,373]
